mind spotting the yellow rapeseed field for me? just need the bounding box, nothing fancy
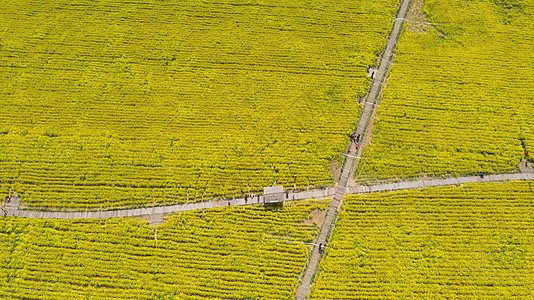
[359,0,534,180]
[0,0,399,208]
[312,181,534,298]
[0,200,326,299]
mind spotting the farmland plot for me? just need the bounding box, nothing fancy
[311,181,534,298]
[0,199,326,299]
[360,0,534,180]
[0,0,399,209]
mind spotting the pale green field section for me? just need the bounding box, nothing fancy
[360,0,534,179]
[0,0,400,209]
[311,181,534,298]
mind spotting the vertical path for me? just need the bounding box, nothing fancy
[520,159,533,173]
[293,0,412,299]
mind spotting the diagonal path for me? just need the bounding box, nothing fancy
[520,159,533,173]
[293,0,413,298]
[0,1,532,298]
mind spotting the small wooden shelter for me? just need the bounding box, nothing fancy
[263,185,285,204]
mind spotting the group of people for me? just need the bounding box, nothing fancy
[241,192,257,204]
[227,194,258,205]
[349,133,362,154]
[350,133,360,143]
[244,194,256,203]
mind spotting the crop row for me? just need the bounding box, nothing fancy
[310,180,534,298]
[0,199,326,299]
[359,0,534,180]
[0,0,400,209]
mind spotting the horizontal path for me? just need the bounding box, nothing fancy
[5,188,335,220]
[348,173,534,194]
[5,173,533,220]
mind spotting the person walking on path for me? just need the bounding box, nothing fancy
[244,195,248,203]
[2,208,7,217]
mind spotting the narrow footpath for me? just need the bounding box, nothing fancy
[293,0,412,298]
[0,1,532,299]
[4,188,335,225]
[4,173,533,220]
